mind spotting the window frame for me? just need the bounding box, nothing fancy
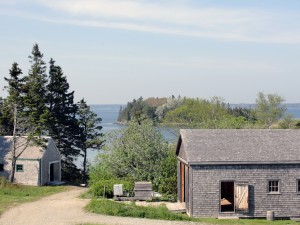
[0,163,4,172]
[16,164,24,172]
[297,179,300,194]
[267,180,280,194]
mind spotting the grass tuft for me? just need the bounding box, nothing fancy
[87,198,192,221]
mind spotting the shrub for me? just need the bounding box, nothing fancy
[157,146,177,196]
[89,179,134,198]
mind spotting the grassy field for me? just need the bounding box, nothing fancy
[86,198,299,225]
[0,178,66,215]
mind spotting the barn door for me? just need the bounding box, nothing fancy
[235,183,249,213]
[180,163,185,202]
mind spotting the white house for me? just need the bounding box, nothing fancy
[0,136,61,186]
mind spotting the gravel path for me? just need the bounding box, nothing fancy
[0,187,204,225]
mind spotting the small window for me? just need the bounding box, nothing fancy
[297,180,300,194]
[16,164,23,172]
[0,164,4,172]
[268,180,280,193]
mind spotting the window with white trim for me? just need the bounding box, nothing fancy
[268,180,280,193]
[297,180,300,194]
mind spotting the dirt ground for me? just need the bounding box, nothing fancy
[0,187,201,225]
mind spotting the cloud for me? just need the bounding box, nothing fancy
[35,0,259,27]
[2,0,300,44]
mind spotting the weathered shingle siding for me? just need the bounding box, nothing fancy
[191,164,300,218]
[41,139,61,185]
[178,143,187,162]
[0,159,40,186]
[14,160,40,186]
[185,165,189,212]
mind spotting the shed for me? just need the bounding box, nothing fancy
[176,129,300,218]
[0,136,61,186]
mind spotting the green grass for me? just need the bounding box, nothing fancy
[86,198,193,221]
[0,178,66,215]
[86,198,299,225]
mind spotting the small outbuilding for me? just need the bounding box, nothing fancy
[176,129,300,218]
[0,136,61,186]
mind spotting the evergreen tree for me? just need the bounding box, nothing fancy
[0,97,11,135]
[23,44,49,135]
[1,63,25,135]
[3,62,46,182]
[5,63,24,105]
[77,99,104,183]
[47,58,81,179]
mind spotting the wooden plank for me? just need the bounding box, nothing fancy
[181,163,185,202]
[235,184,249,212]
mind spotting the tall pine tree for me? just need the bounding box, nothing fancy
[1,63,25,135]
[47,58,81,180]
[3,61,45,182]
[77,99,104,183]
[23,44,49,135]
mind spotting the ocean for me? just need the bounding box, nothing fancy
[90,104,177,141]
[77,104,300,167]
[90,104,300,136]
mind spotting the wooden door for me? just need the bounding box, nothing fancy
[180,163,185,202]
[235,183,249,213]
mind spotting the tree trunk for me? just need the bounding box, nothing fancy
[9,158,16,183]
[82,148,87,183]
[10,105,17,183]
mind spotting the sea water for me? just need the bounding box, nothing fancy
[77,104,300,167]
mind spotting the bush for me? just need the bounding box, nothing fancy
[89,119,169,191]
[157,146,177,196]
[89,179,134,198]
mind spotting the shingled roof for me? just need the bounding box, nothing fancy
[176,129,300,165]
[0,136,52,159]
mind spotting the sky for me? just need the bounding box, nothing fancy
[0,0,300,104]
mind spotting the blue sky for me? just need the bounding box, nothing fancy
[0,0,300,104]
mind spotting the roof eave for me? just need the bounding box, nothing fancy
[189,161,300,166]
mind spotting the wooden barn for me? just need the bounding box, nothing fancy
[0,136,61,186]
[176,129,300,218]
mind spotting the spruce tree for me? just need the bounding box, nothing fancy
[1,63,25,135]
[47,58,81,179]
[3,61,45,182]
[23,44,49,135]
[0,97,11,135]
[77,99,104,183]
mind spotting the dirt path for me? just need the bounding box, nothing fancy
[0,187,202,225]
